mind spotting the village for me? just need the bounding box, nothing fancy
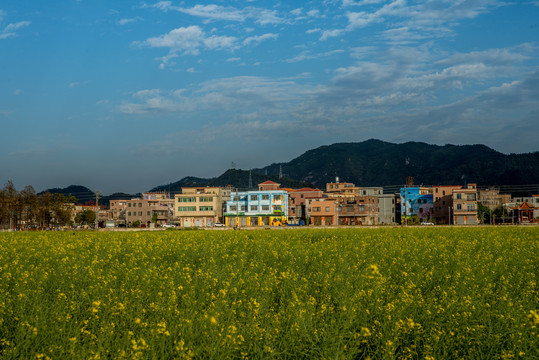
[82,178,539,229]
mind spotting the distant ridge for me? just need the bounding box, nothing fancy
[152,139,538,195]
[43,140,539,198]
[150,169,316,193]
[253,139,539,190]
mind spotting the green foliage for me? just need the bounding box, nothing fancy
[1,181,75,229]
[75,210,96,225]
[258,140,539,191]
[0,228,537,359]
[477,202,492,224]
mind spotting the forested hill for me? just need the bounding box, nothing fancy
[150,170,316,193]
[254,139,539,190]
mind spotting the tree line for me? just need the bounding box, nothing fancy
[0,181,77,230]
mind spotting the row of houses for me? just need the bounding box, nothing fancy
[89,179,538,227]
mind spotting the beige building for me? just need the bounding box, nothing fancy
[175,187,231,227]
[433,185,462,224]
[124,193,174,226]
[452,184,478,225]
[479,188,511,210]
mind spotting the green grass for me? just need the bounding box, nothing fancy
[0,227,537,359]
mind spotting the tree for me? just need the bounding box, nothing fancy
[18,185,38,229]
[75,210,96,225]
[1,181,18,229]
[477,202,492,224]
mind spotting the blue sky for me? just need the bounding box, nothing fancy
[1,0,538,194]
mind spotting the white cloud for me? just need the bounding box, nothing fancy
[320,28,344,41]
[243,33,278,46]
[0,20,31,39]
[187,67,195,73]
[0,9,5,22]
[322,0,502,42]
[69,82,80,88]
[119,17,142,25]
[135,25,238,56]
[13,89,21,95]
[285,49,344,63]
[226,57,241,62]
[150,4,285,25]
[342,0,386,6]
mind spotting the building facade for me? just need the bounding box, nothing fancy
[124,193,174,226]
[287,187,324,224]
[377,193,397,224]
[175,187,231,227]
[432,185,462,224]
[400,187,434,224]
[224,188,288,227]
[452,184,478,225]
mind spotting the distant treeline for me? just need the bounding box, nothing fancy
[0,181,76,229]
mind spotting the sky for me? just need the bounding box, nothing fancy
[1,0,538,194]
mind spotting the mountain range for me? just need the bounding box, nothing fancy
[42,139,539,202]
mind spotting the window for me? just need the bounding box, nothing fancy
[467,205,475,211]
[457,204,462,210]
[443,191,445,195]
[250,195,258,201]
[178,197,196,202]
[199,206,213,211]
[199,196,213,202]
[250,205,258,211]
[262,195,269,200]
[457,193,462,200]
[313,207,321,212]
[273,205,281,211]
[139,212,142,216]
[262,205,269,211]
[325,207,330,212]
[178,206,196,212]
[229,205,237,211]
[128,203,131,207]
[128,212,131,216]
[240,205,246,211]
[300,194,304,198]
[147,211,150,216]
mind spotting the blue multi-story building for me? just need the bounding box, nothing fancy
[400,187,434,223]
[224,186,289,227]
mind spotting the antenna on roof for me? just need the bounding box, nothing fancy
[231,162,236,170]
[279,165,283,179]
[248,169,253,189]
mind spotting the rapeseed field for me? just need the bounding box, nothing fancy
[0,227,537,359]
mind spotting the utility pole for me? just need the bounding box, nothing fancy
[235,188,239,229]
[95,192,99,230]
